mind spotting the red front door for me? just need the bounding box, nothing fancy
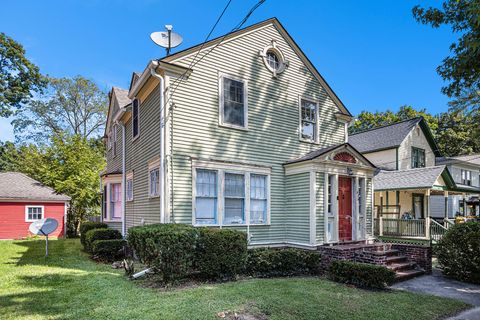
[338,176,352,241]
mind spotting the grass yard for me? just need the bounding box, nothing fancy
[0,239,469,320]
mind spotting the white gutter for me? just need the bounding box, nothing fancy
[150,67,166,224]
[121,122,126,236]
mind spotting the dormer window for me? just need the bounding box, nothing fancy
[132,98,140,139]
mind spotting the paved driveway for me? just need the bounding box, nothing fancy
[392,269,480,319]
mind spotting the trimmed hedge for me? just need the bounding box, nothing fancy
[127,224,198,282]
[92,239,126,261]
[246,248,322,277]
[329,260,395,289]
[196,228,247,279]
[84,228,122,253]
[80,222,108,246]
[437,222,480,284]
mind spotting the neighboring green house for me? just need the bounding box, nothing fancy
[101,18,376,248]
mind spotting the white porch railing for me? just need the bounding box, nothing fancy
[374,217,449,242]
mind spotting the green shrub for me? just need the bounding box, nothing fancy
[85,228,122,253]
[80,222,108,246]
[92,239,126,261]
[127,224,198,282]
[437,222,480,284]
[246,248,322,277]
[328,260,395,289]
[196,228,247,279]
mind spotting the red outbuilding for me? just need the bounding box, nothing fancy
[0,172,70,239]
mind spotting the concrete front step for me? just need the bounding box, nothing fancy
[395,269,425,282]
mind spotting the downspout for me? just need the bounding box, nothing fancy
[150,67,166,224]
[99,174,103,222]
[121,122,126,236]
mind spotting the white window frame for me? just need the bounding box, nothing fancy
[132,98,140,141]
[25,205,44,222]
[299,96,319,144]
[218,73,249,130]
[462,169,472,186]
[102,176,123,222]
[192,160,271,227]
[148,158,160,198]
[126,172,134,202]
[109,183,122,220]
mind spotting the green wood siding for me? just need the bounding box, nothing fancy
[167,24,345,245]
[124,88,161,230]
[315,172,325,244]
[286,173,310,244]
[105,123,123,174]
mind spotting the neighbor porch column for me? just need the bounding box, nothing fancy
[425,189,431,239]
[444,191,449,222]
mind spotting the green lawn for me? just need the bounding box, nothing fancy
[0,239,469,320]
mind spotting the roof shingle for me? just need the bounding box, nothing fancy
[0,172,70,201]
[373,166,447,191]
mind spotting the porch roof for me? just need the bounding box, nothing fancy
[373,165,455,191]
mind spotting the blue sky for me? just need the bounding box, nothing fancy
[0,0,455,142]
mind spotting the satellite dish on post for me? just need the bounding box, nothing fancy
[150,25,183,56]
[29,218,58,257]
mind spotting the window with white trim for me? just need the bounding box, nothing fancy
[26,206,43,222]
[195,169,218,225]
[132,98,139,139]
[126,176,133,201]
[149,167,160,197]
[461,169,472,186]
[193,164,270,226]
[110,183,122,219]
[300,99,317,142]
[220,75,247,128]
[224,173,245,224]
[250,174,267,224]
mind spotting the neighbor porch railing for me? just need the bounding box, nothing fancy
[374,217,449,242]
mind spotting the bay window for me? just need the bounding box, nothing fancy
[110,183,122,219]
[250,174,267,224]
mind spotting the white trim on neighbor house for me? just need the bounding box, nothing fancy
[25,205,44,222]
[191,160,271,227]
[309,170,316,245]
[298,95,320,144]
[218,72,249,131]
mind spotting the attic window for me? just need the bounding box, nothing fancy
[260,40,287,77]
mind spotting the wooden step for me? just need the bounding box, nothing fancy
[387,261,416,271]
[395,269,425,282]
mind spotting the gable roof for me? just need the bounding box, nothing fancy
[436,154,480,167]
[284,142,376,168]
[160,17,351,117]
[0,172,70,201]
[105,86,132,137]
[349,117,441,156]
[373,165,454,191]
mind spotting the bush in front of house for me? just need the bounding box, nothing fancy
[437,222,480,284]
[80,222,108,246]
[328,260,395,289]
[196,228,248,279]
[92,239,126,261]
[127,224,198,282]
[84,228,122,253]
[246,248,322,277]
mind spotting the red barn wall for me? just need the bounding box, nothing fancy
[0,202,66,239]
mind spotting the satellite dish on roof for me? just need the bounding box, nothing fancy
[29,218,58,256]
[150,25,183,56]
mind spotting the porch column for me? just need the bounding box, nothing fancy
[463,193,467,216]
[425,189,431,239]
[444,191,449,220]
[332,174,339,242]
[379,191,383,217]
[354,176,360,240]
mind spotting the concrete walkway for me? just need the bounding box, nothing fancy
[391,269,480,319]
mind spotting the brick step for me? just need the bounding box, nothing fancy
[386,255,408,263]
[387,261,416,271]
[382,249,400,256]
[395,269,425,282]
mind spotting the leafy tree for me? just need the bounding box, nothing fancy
[2,135,105,236]
[350,106,437,134]
[436,109,480,156]
[412,0,480,110]
[13,76,108,143]
[0,33,46,117]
